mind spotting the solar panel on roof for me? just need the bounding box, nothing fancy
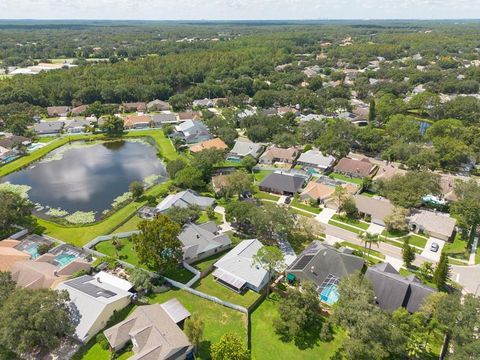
[68,276,117,298]
[291,254,314,270]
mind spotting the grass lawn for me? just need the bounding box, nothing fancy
[193,274,261,308]
[36,136,59,143]
[329,172,363,185]
[405,234,428,248]
[251,297,346,360]
[149,289,247,359]
[381,229,409,238]
[197,211,223,225]
[443,232,470,261]
[291,199,321,214]
[331,214,369,230]
[191,251,228,272]
[328,220,362,234]
[254,191,280,201]
[253,169,273,182]
[113,215,143,233]
[289,207,315,218]
[340,241,385,260]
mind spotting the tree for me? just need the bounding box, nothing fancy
[166,158,188,179]
[368,98,376,123]
[100,115,124,136]
[253,246,284,296]
[339,196,358,219]
[384,207,409,233]
[451,179,480,232]
[132,215,183,272]
[166,205,201,225]
[274,281,323,346]
[223,170,253,198]
[433,252,450,291]
[129,181,144,199]
[332,186,348,212]
[0,288,74,355]
[193,149,225,180]
[315,119,354,158]
[402,238,416,268]
[0,271,15,303]
[174,166,206,190]
[129,268,154,294]
[184,313,204,353]
[0,190,34,236]
[241,155,257,173]
[211,333,249,360]
[359,232,381,260]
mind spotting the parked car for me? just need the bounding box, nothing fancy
[430,242,439,252]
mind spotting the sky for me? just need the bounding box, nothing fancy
[1,0,480,20]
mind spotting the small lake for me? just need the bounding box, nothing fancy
[1,139,167,220]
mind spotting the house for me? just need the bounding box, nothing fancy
[227,140,264,161]
[373,163,407,181]
[296,150,336,172]
[71,105,88,116]
[0,145,13,162]
[259,145,298,165]
[300,181,357,205]
[189,138,228,154]
[147,99,170,112]
[172,120,212,144]
[64,119,91,133]
[287,241,364,303]
[178,222,231,263]
[0,239,30,272]
[354,195,394,226]
[47,106,71,117]
[103,301,193,360]
[178,111,201,122]
[193,98,214,108]
[0,135,31,150]
[277,106,300,117]
[156,190,215,214]
[121,102,147,112]
[212,239,269,293]
[211,174,229,194]
[124,115,151,129]
[409,210,456,241]
[151,113,178,127]
[57,274,132,342]
[366,263,436,313]
[298,114,328,123]
[11,254,91,289]
[259,172,305,196]
[334,157,377,178]
[33,121,65,135]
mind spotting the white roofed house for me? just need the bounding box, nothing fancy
[155,190,215,214]
[212,239,269,293]
[172,120,212,144]
[296,149,336,173]
[227,140,264,161]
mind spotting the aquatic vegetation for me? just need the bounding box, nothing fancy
[112,191,133,208]
[65,211,96,224]
[45,207,69,217]
[0,182,31,199]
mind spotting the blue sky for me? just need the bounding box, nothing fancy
[1,0,480,20]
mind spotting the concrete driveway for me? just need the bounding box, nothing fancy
[315,208,336,224]
[420,237,445,262]
[367,223,384,235]
[451,264,480,295]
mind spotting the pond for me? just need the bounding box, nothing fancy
[1,139,167,221]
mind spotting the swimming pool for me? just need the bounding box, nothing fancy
[55,253,77,267]
[24,244,40,259]
[320,284,340,305]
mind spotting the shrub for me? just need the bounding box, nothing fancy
[96,333,109,350]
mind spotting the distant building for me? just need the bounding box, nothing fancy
[124,115,151,129]
[147,99,170,112]
[47,106,71,118]
[189,138,228,154]
[33,121,65,135]
[334,157,378,178]
[172,120,212,144]
[259,146,299,165]
[296,150,336,173]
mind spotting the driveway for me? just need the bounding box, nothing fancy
[315,208,336,224]
[367,223,385,235]
[451,264,480,295]
[276,238,297,269]
[420,237,445,262]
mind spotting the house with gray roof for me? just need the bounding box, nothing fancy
[104,301,193,360]
[172,120,212,144]
[296,149,336,172]
[151,113,178,127]
[156,190,215,214]
[228,140,264,161]
[64,119,92,133]
[366,262,436,313]
[409,210,456,241]
[33,121,64,135]
[193,98,214,108]
[259,172,305,196]
[354,195,394,226]
[57,274,132,342]
[212,239,269,293]
[287,241,364,303]
[178,222,231,263]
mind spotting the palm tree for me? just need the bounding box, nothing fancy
[359,232,382,260]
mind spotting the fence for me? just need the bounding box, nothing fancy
[182,261,201,287]
[83,230,140,250]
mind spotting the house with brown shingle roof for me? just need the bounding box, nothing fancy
[354,195,394,226]
[47,106,71,117]
[121,102,147,112]
[190,138,228,154]
[178,111,201,121]
[259,145,299,165]
[0,239,30,272]
[124,115,151,129]
[71,104,88,116]
[409,210,456,241]
[334,157,378,179]
[301,182,357,206]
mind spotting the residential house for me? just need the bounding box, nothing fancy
[189,138,228,154]
[64,119,91,134]
[287,241,364,303]
[303,65,321,78]
[0,135,31,150]
[57,274,132,342]
[366,263,436,313]
[373,163,407,181]
[33,121,65,135]
[296,149,336,173]
[156,190,215,214]
[354,195,394,226]
[259,145,298,165]
[179,222,231,263]
[178,111,201,122]
[300,181,357,206]
[409,210,456,241]
[124,115,151,129]
[104,301,193,360]
[334,157,377,178]
[212,239,269,293]
[193,98,215,108]
[227,140,264,161]
[211,174,229,194]
[71,105,88,116]
[277,106,300,117]
[47,106,71,117]
[172,120,212,144]
[147,99,170,112]
[0,145,13,162]
[0,239,30,272]
[151,113,178,127]
[11,254,91,289]
[121,102,147,112]
[259,172,305,196]
[298,114,328,123]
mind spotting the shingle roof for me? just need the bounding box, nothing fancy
[34,121,64,133]
[334,157,377,177]
[229,140,264,158]
[297,150,335,169]
[409,210,456,239]
[190,138,228,153]
[151,113,177,124]
[259,172,305,194]
[178,222,231,261]
[0,239,30,272]
[124,115,151,127]
[366,263,436,312]
[259,146,298,162]
[156,190,215,213]
[354,195,394,222]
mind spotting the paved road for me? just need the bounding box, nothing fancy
[451,264,480,294]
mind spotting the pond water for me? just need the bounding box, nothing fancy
[1,139,167,219]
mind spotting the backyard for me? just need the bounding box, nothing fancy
[328,172,363,185]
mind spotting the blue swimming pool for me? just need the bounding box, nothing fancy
[55,253,77,267]
[320,284,340,305]
[24,244,40,259]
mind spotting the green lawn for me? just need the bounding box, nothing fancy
[291,199,321,214]
[193,274,261,308]
[381,229,409,238]
[149,289,247,359]
[289,207,315,218]
[331,214,369,230]
[36,136,59,143]
[113,215,143,233]
[340,241,386,260]
[405,234,428,248]
[443,232,470,261]
[197,211,223,225]
[192,251,229,272]
[253,169,273,182]
[328,220,363,234]
[329,172,363,185]
[251,297,346,360]
[254,191,280,201]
